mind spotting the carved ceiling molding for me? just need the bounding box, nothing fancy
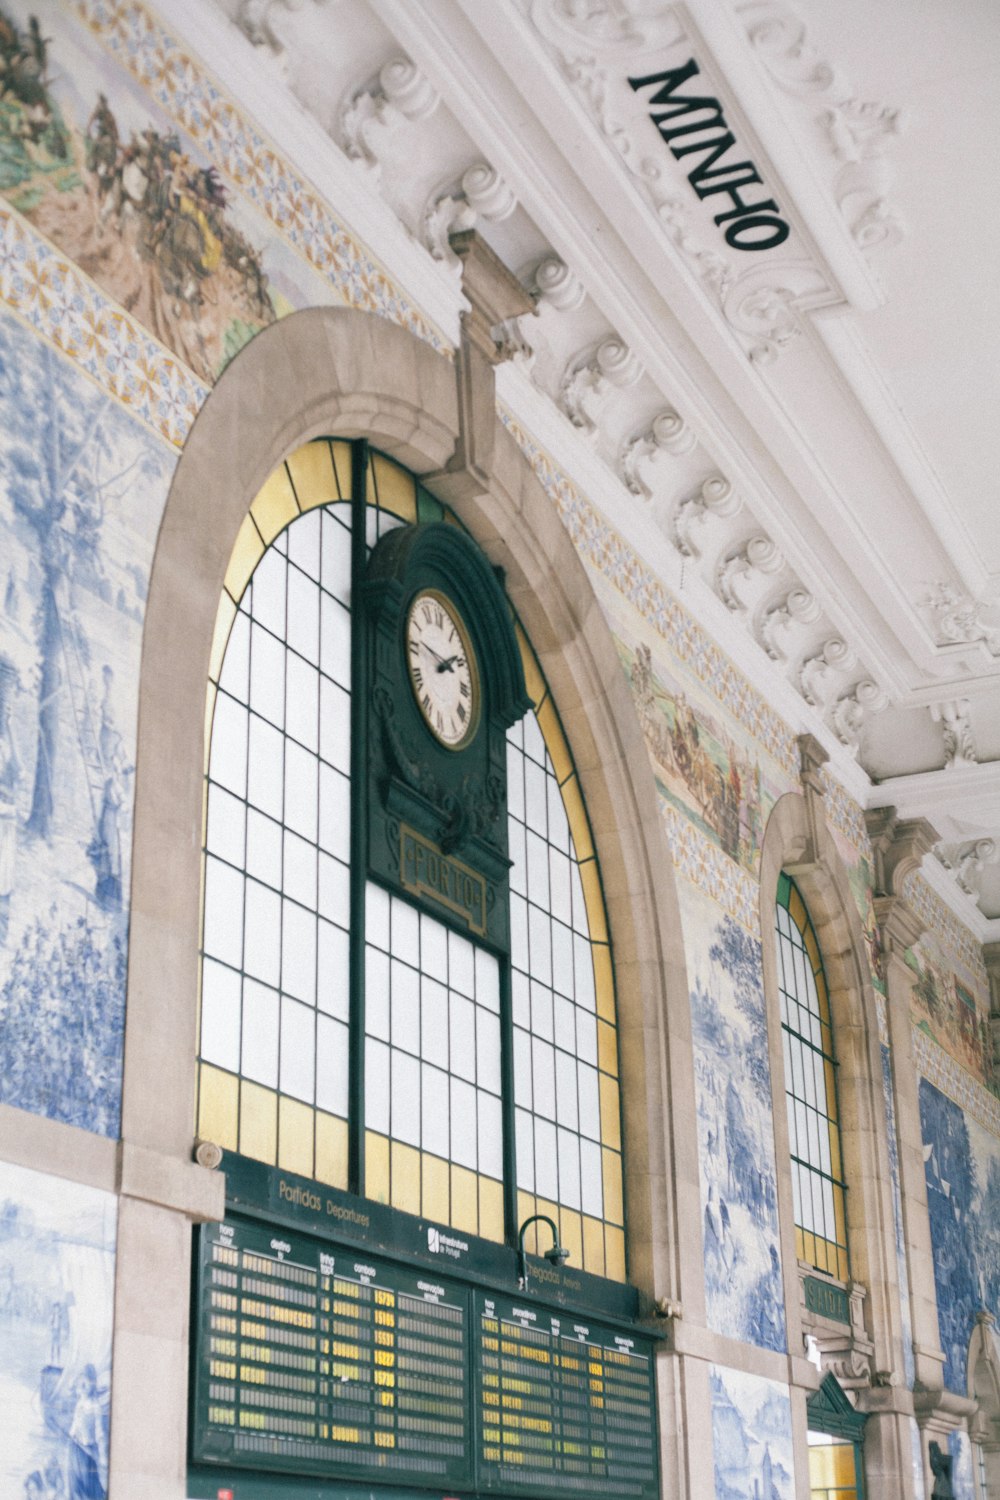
[559,336,643,434]
[936,838,1000,903]
[423,164,518,265]
[920,582,1000,658]
[522,7,838,362]
[930,698,978,770]
[740,0,906,256]
[340,57,439,179]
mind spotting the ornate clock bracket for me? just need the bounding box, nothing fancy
[364,520,531,951]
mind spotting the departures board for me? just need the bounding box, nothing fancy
[191,1218,659,1500]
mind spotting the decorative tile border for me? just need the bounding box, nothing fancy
[914,1026,1000,1137]
[73,0,450,356]
[0,204,203,448]
[660,797,759,932]
[875,991,888,1045]
[905,873,989,999]
[820,770,870,860]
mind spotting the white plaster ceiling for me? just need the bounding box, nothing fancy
[190,0,1000,928]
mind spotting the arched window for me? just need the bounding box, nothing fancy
[775,873,849,1282]
[194,440,625,1280]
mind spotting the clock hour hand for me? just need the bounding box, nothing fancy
[435,655,459,674]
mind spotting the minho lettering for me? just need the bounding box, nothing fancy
[629,59,790,251]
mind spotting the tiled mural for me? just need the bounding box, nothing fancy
[882,1045,916,1386]
[909,921,992,1092]
[682,879,786,1353]
[710,1365,793,1500]
[920,1078,1000,1391]
[0,1160,116,1498]
[0,307,172,1133]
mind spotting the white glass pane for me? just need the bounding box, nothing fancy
[554,995,575,1054]
[286,653,319,753]
[210,694,248,797]
[288,508,322,583]
[475,949,500,1013]
[551,920,573,999]
[282,900,316,1004]
[531,981,553,1042]
[283,830,317,909]
[573,934,595,1010]
[321,509,352,603]
[449,1077,477,1168]
[507,743,525,822]
[534,1118,558,1199]
[320,675,351,773]
[203,858,244,969]
[318,764,350,861]
[523,712,546,765]
[549,848,571,925]
[513,1027,532,1109]
[365,945,390,1040]
[317,918,349,1022]
[526,830,549,909]
[284,740,318,842]
[316,1015,349,1117]
[421,977,448,1068]
[365,881,390,951]
[578,1063,600,1140]
[247,715,284,819]
[246,808,282,889]
[570,862,588,935]
[576,1008,597,1067]
[524,758,547,833]
[478,1091,503,1179]
[512,970,530,1029]
[449,930,475,998]
[320,593,351,687]
[557,1128,581,1210]
[392,1050,421,1147]
[318,854,350,925]
[280,997,315,1103]
[510,893,528,970]
[365,1038,390,1135]
[391,958,420,1056]
[286,565,320,662]
[243,880,280,987]
[528,905,552,986]
[200,958,241,1071]
[508,819,526,897]
[218,608,250,700]
[581,1138,603,1216]
[476,1007,502,1096]
[422,1063,450,1158]
[420,914,448,983]
[515,1108,535,1191]
[206,783,245,869]
[450,993,476,1083]
[250,548,286,637]
[249,623,285,729]
[242,978,279,1087]
[547,777,570,855]
[532,1038,556,1120]
[555,1050,579,1131]
[391,896,420,968]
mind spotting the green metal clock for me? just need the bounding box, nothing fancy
[363,521,530,952]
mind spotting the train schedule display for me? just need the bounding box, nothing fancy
[191,1218,659,1499]
[192,1218,471,1488]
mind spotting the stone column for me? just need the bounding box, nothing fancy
[865,809,946,1497]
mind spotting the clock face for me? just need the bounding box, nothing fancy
[406,589,480,749]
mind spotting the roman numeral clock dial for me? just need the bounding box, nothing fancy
[405,589,480,749]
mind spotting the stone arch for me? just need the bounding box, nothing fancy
[969,1315,1000,1493]
[759,787,905,1484]
[116,305,701,1491]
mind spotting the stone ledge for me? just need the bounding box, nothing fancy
[117,1140,225,1223]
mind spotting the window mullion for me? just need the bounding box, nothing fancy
[348,439,369,1197]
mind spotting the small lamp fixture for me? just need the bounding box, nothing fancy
[517,1213,569,1289]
